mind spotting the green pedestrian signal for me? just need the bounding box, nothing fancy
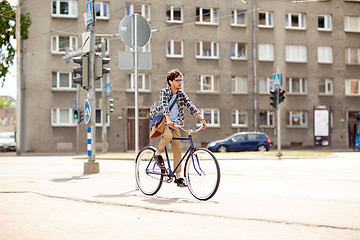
[73,109,79,119]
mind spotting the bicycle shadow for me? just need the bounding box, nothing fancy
[50,175,89,182]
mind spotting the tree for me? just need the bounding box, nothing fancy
[0,0,31,87]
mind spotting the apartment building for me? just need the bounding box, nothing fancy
[19,0,360,152]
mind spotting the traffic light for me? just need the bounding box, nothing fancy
[79,110,84,123]
[107,98,114,115]
[73,109,79,120]
[279,88,286,103]
[73,55,89,89]
[95,55,110,79]
[270,89,278,109]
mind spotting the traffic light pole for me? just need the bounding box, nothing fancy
[76,85,80,155]
[276,89,282,158]
[101,74,108,153]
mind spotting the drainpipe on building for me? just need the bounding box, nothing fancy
[252,0,258,131]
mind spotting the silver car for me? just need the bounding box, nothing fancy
[0,132,16,152]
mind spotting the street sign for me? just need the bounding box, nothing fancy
[82,32,91,53]
[106,83,111,96]
[118,52,152,70]
[85,1,95,25]
[84,99,91,124]
[273,73,281,87]
[119,14,151,48]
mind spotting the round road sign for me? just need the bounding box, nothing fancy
[119,14,151,48]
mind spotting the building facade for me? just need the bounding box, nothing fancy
[19,0,360,152]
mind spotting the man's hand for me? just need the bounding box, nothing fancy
[201,118,207,129]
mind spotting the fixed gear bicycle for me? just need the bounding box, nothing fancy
[135,125,220,201]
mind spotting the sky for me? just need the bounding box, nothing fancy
[0,0,18,99]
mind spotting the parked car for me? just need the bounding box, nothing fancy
[207,132,271,152]
[0,132,16,152]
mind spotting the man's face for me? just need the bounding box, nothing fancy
[170,75,183,90]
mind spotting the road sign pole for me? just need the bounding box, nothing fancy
[102,74,108,153]
[134,14,140,155]
[275,68,282,158]
[76,85,80,155]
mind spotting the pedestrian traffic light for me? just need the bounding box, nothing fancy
[270,89,278,109]
[107,98,114,115]
[95,55,110,79]
[73,55,89,89]
[279,89,286,103]
[73,109,79,120]
[79,110,84,123]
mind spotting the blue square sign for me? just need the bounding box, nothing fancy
[273,73,281,87]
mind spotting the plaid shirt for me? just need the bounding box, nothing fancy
[150,86,200,126]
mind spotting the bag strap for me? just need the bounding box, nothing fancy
[169,94,178,111]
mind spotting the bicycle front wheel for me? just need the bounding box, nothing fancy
[185,148,220,201]
[135,146,163,195]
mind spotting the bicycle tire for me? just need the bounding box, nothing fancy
[184,148,220,201]
[135,146,163,195]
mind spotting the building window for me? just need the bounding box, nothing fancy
[345,79,360,95]
[126,74,151,92]
[95,2,109,19]
[126,4,150,21]
[232,110,248,127]
[166,40,183,58]
[287,111,307,127]
[344,16,360,32]
[258,11,273,28]
[318,15,332,31]
[231,10,246,26]
[258,44,274,61]
[95,109,110,126]
[259,77,274,93]
[287,77,307,94]
[196,8,219,25]
[52,0,77,18]
[346,48,360,65]
[319,78,333,95]
[196,41,219,59]
[166,6,183,23]
[285,45,307,63]
[285,13,306,30]
[95,36,110,55]
[197,109,220,127]
[51,36,77,54]
[317,46,333,64]
[52,72,75,90]
[231,76,247,94]
[197,75,219,92]
[259,110,275,127]
[51,108,77,126]
[231,43,247,60]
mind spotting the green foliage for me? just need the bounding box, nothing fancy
[0,0,31,87]
[0,97,12,109]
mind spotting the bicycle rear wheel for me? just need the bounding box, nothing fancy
[135,146,163,195]
[185,148,220,201]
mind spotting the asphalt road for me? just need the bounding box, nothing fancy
[0,152,359,240]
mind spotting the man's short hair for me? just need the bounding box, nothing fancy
[166,69,182,86]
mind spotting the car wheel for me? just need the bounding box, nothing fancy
[218,145,228,153]
[257,145,267,152]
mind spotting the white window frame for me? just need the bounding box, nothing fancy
[318,15,332,31]
[258,11,273,28]
[259,110,275,127]
[94,2,109,20]
[166,40,184,58]
[287,110,308,127]
[196,7,219,25]
[197,109,220,128]
[231,76,247,94]
[287,77,307,94]
[166,6,183,23]
[317,46,333,64]
[51,0,77,18]
[95,36,110,56]
[231,42,247,60]
[52,72,75,90]
[319,78,333,95]
[258,44,274,61]
[285,13,306,30]
[232,110,248,128]
[51,108,77,127]
[196,41,219,59]
[51,35,77,54]
[126,4,150,21]
[344,16,360,32]
[259,77,274,94]
[95,109,110,127]
[127,73,151,92]
[345,79,360,96]
[197,75,219,93]
[285,45,307,63]
[231,9,246,26]
[346,48,360,65]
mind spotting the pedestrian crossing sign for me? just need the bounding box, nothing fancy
[273,73,281,87]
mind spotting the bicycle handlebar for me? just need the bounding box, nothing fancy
[174,124,204,134]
